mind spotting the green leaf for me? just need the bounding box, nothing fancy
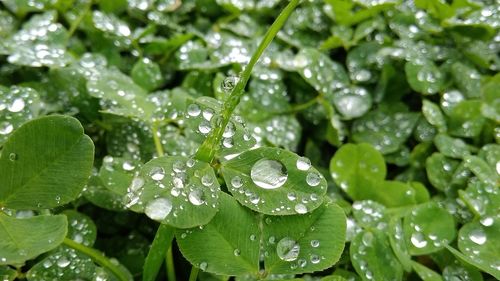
[177,193,346,276]
[330,86,372,120]
[451,62,482,99]
[411,261,443,281]
[422,100,446,132]
[0,265,16,281]
[459,179,499,217]
[126,156,220,228]
[388,218,412,272]
[456,218,500,279]
[63,210,97,247]
[0,86,41,146]
[356,180,418,208]
[405,59,444,95]
[143,225,175,281]
[131,58,163,91]
[87,68,156,120]
[83,175,127,211]
[221,147,327,215]
[351,108,419,154]
[329,143,386,200]
[294,48,350,94]
[425,153,460,191]
[351,200,388,230]
[4,12,72,67]
[261,199,346,275]
[403,202,456,255]
[0,214,67,265]
[463,156,498,187]
[442,264,483,281]
[350,229,403,281]
[176,193,260,276]
[0,115,94,210]
[447,100,485,138]
[481,73,500,122]
[433,134,471,159]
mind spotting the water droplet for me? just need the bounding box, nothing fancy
[250,159,288,189]
[0,121,13,135]
[8,98,25,112]
[57,256,70,268]
[287,192,296,201]
[411,232,428,248]
[469,228,486,245]
[188,189,205,205]
[306,172,321,187]
[296,157,311,171]
[233,249,241,256]
[201,174,214,186]
[8,153,17,161]
[249,194,260,204]
[250,234,257,241]
[129,177,145,191]
[294,203,307,214]
[222,76,239,93]
[199,262,208,271]
[297,258,307,268]
[172,161,186,173]
[310,240,320,247]
[231,176,243,188]
[43,259,53,268]
[122,161,135,171]
[187,104,201,117]
[150,167,165,181]
[202,109,214,121]
[362,232,373,246]
[276,237,300,262]
[198,120,211,134]
[145,198,172,221]
[480,217,494,227]
[223,122,236,138]
[310,254,320,264]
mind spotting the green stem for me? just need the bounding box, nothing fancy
[63,238,130,281]
[166,247,176,281]
[194,0,300,163]
[152,122,165,157]
[279,96,320,115]
[66,0,92,46]
[142,224,175,281]
[188,266,199,281]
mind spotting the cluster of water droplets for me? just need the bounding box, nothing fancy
[272,234,323,270]
[28,247,95,281]
[92,11,132,47]
[5,11,71,67]
[352,201,388,230]
[248,116,301,151]
[0,86,40,144]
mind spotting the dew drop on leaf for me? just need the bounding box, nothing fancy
[145,198,172,221]
[231,176,243,188]
[296,157,311,171]
[276,237,300,262]
[306,172,321,187]
[222,76,239,93]
[233,249,241,256]
[294,203,307,214]
[150,167,165,181]
[480,216,493,227]
[187,104,201,117]
[250,159,288,189]
[56,256,70,268]
[311,240,320,248]
[188,189,205,206]
[8,153,17,161]
[0,121,14,135]
[199,262,208,271]
[468,228,487,245]
[411,232,428,248]
[310,254,320,264]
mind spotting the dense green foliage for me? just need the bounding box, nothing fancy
[0,0,499,280]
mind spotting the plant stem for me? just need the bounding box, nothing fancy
[63,238,130,281]
[188,266,199,281]
[142,224,175,281]
[66,0,92,46]
[152,122,165,157]
[194,0,301,163]
[166,247,176,281]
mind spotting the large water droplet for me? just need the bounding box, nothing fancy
[57,256,70,268]
[199,261,208,271]
[276,237,300,262]
[306,172,321,187]
[8,98,25,112]
[187,104,201,117]
[188,189,205,205]
[411,232,428,248]
[296,157,311,171]
[145,198,172,221]
[231,176,243,188]
[0,121,13,135]
[150,167,165,181]
[250,159,288,189]
[294,203,307,214]
[201,174,214,186]
[310,254,320,264]
[480,216,493,227]
[469,228,486,245]
[222,76,239,93]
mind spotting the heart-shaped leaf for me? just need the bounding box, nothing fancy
[176,193,346,276]
[0,115,94,210]
[221,147,327,215]
[125,156,220,228]
[0,214,67,265]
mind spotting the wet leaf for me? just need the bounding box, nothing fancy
[0,214,67,265]
[221,147,327,215]
[0,116,94,210]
